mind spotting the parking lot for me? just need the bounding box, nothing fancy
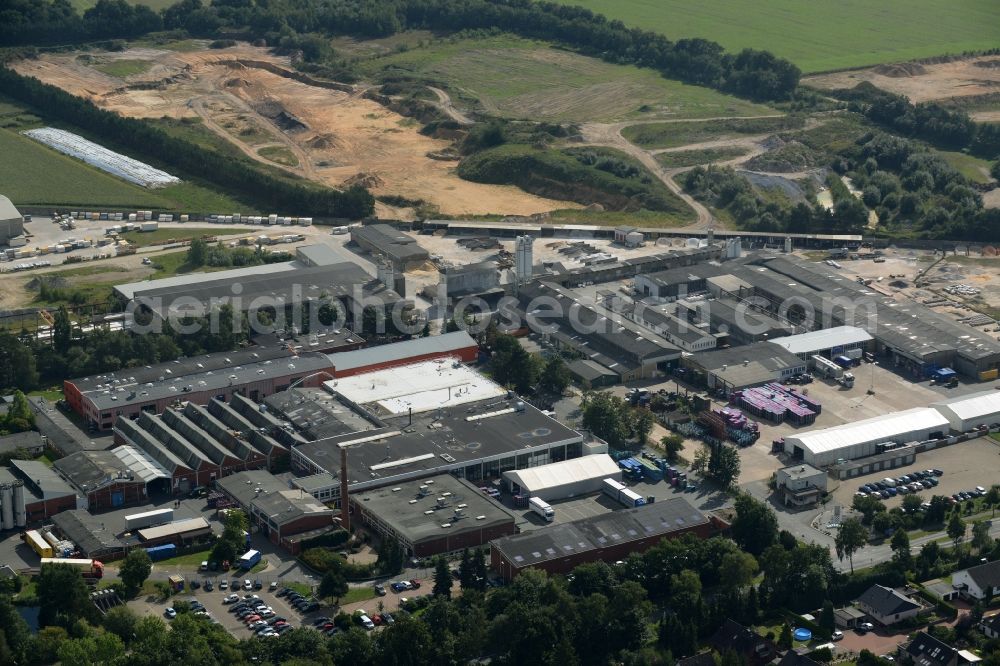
[831,436,1000,510]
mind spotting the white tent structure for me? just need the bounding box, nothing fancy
[769,326,873,359]
[784,407,950,467]
[502,454,621,502]
[932,390,1000,433]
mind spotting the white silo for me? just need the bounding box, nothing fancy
[1,485,13,531]
[784,236,792,253]
[725,237,743,259]
[515,235,533,282]
[13,483,26,527]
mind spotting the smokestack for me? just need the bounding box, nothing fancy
[340,446,350,534]
[408,407,412,426]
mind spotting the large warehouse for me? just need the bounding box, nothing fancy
[783,407,950,467]
[350,224,430,271]
[287,360,586,504]
[328,330,478,377]
[769,326,873,361]
[0,195,25,246]
[352,475,517,558]
[932,390,1000,433]
[501,454,621,502]
[682,342,808,393]
[490,497,718,581]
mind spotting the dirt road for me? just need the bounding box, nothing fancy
[427,87,474,125]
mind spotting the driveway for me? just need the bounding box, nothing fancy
[837,626,909,657]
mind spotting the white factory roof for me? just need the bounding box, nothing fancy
[137,517,210,541]
[788,407,949,456]
[329,331,476,372]
[502,454,620,493]
[326,359,506,415]
[770,326,873,356]
[111,445,171,483]
[932,390,1000,423]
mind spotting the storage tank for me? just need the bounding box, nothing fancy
[43,530,61,548]
[1,485,13,531]
[13,483,26,527]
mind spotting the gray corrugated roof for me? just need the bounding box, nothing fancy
[329,331,477,372]
[51,509,125,556]
[10,459,76,499]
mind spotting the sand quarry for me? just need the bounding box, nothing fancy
[803,56,1000,105]
[12,45,578,217]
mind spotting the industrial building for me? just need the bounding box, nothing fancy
[113,244,406,320]
[682,342,808,393]
[759,257,1000,380]
[350,224,429,271]
[352,475,517,558]
[135,517,213,548]
[517,280,681,381]
[328,330,478,377]
[0,432,45,458]
[0,195,25,246]
[931,390,1000,433]
[633,264,725,301]
[489,497,718,580]
[501,454,621,502]
[52,449,152,511]
[566,359,619,388]
[769,326,874,361]
[5,460,77,523]
[774,464,828,507]
[285,360,586,506]
[65,342,335,430]
[50,509,126,560]
[113,399,284,493]
[629,303,719,352]
[677,297,793,346]
[783,408,950,467]
[216,470,336,554]
[436,262,501,299]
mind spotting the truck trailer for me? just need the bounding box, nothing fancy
[238,549,262,570]
[24,530,54,558]
[811,354,844,380]
[145,543,177,562]
[601,478,646,508]
[40,558,104,580]
[528,497,554,522]
[125,508,174,531]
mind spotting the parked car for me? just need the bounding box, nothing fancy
[932,469,944,476]
[312,616,331,626]
[976,486,986,494]
[858,622,874,633]
[219,580,228,590]
[409,579,422,589]
[276,624,292,634]
[832,630,843,641]
[164,608,176,619]
[374,584,386,596]
[224,593,239,604]
[382,612,395,625]
[269,581,278,591]
[886,488,897,497]
[254,579,263,590]
[204,580,214,592]
[243,580,253,591]
[921,480,933,489]
[390,581,409,593]
[277,588,291,598]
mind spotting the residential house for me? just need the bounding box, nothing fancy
[709,619,777,666]
[981,614,1000,640]
[952,560,1000,601]
[856,585,923,626]
[903,631,981,666]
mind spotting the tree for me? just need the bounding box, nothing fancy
[489,334,539,394]
[53,306,72,354]
[948,513,966,550]
[432,557,451,598]
[102,605,138,643]
[37,562,95,629]
[707,443,741,488]
[691,446,710,476]
[473,548,488,592]
[669,569,702,612]
[459,548,475,590]
[985,486,1000,518]
[902,494,923,513]
[719,551,759,590]
[539,356,570,395]
[819,600,835,637]
[891,528,911,567]
[581,391,631,448]
[119,549,151,597]
[778,624,793,650]
[972,520,993,553]
[633,409,655,446]
[660,434,684,462]
[187,237,208,267]
[319,569,348,604]
[731,494,779,557]
[835,517,868,573]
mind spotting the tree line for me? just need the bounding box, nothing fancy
[0,66,374,219]
[3,0,801,102]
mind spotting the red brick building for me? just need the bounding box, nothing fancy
[52,450,148,511]
[490,497,724,581]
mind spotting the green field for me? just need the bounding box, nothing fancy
[622,116,803,150]
[121,227,249,247]
[93,59,152,79]
[71,0,178,10]
[656,147,749,168]
[0,126,249,212]
[933,150,996,184]
[357,35,774,122]
[257,146,299,167]
[550,0,1000,73]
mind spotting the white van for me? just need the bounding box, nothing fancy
[359,614,375,630]
[882,478,897,488]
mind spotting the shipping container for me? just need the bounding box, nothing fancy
[125,507,174,531]
[145,543,178,562]
[238,549,261,570]
[140,222,158,232]
[25,530,54,558]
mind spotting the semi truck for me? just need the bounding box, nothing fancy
[40,558,104,580]
[125,508,174,531]
[811,355,844,380]
[238,549,262,570]
[602,478,647,508]
[529,497,554,522]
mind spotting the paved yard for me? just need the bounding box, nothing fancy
[836,625,910,658]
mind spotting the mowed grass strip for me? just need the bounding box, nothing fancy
[121,227,251,247]
[656,146,749,168]
[622,116,802,150]
[93,59,152,78]
[547,0,1000,73]
[932,150,995,185]
[359,35,774,122]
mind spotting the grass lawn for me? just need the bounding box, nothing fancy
[339,587,376,605]
[285,582,312,597]
[121,227,249,248]
[28,387,65,402]
[249,559,268,574]
[157,549,213,567]
[36,453,56,467]
[148,250,237,279]
[548,208,695,228]
[548,0,1000,73]
[93,59,152,79]
[257,146,299,167]
[622,116,803,150]
[656,146,749,168]
[933,150,995,185]
[357,34,774,123]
